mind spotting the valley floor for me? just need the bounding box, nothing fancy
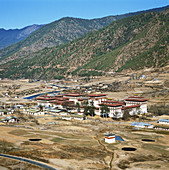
[0,117,169,169]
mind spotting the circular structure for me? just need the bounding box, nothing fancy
[122,147,136,151]
[142,139,155,142]
[29,139,42,141]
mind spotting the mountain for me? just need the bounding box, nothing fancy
[0,5,168,64]
[0,24,43,49]
[0,7,168,79]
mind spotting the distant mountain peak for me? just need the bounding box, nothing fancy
[0,24,44,49]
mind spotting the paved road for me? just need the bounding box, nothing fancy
[0,153,57,170]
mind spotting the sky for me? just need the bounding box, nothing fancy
[0,0,169,29]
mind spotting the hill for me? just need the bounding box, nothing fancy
[0,24,43,49]
[0,7,168,80]
[0,5,168,63]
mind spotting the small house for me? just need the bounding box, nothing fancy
[130,122,153,128]
[157,119,169,125]
[104,133,115,143]
[1,116,19,123]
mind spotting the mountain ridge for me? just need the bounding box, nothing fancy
[0,5,168,63]
[0,8,168,79]
[0,24,44,49]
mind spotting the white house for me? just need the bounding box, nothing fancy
[36,96,57,107]
[88,94,107,108]
[49,100,64,109]
[157,119,169,125]
[24,108,45,115]
[1,116,19,123]
[64,93,83,104]
[130,122,154,128]
[104,133,115,143]
[99,103,123,118]
[125,96,148,114]
[122,104,140,116]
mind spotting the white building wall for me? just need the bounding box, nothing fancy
[105,136,115,143]
[108,107,123,118]
[95,109,100,116]
[158,121,169,125]
[125,101,147,114]
[140,103,147,113]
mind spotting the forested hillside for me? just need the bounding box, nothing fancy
[0,8,168,79]
[0,5,168,63]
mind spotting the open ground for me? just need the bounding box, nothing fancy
[0,116,169,169]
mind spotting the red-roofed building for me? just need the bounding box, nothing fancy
[36,96,57,107]
[88,94,107,107]
[125,96,148,114]
[102,101,125,105]
[49,100,75,110]
[99,103,123,118]
[64,93,83,104]
[122,104,140,115]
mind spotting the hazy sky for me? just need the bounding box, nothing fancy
[1,0,169,29]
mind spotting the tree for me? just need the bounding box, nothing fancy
[76,102,80,112]
[123,109,130,121]
[39,105,43,112]
[89,101,96,117]
[100,104,110,118]
[83,101,96,117]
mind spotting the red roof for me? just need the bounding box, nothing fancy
[54,97,64,101]
[88,94,107,97]
[100,103,122,107]
[125,99,148,102]
[63,97,69,100]
[122,104,140,110]
[54,95,63,97]
[102,101,125,105]
[78,99,84,101]
[56,101,64,104]
[65,93,82,97]
[69,101,74,103]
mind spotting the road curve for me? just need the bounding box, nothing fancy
[0,153,57,170]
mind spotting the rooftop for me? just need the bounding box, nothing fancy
[158,119,169,122]
[104,133,115,137]
[100,103,122,107]
[122,104,140,109]
[88,94,107,97]
[130,122,152,126]
[64,93,83,97]
[125,99,148,102]
[102,101,125,105]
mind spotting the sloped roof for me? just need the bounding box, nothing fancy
[158,119,169,123]
[88,94,107,97]
[122,104,140,110]
[125,99,148,102]
[130,122,152,126]
[100,103,122,107]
